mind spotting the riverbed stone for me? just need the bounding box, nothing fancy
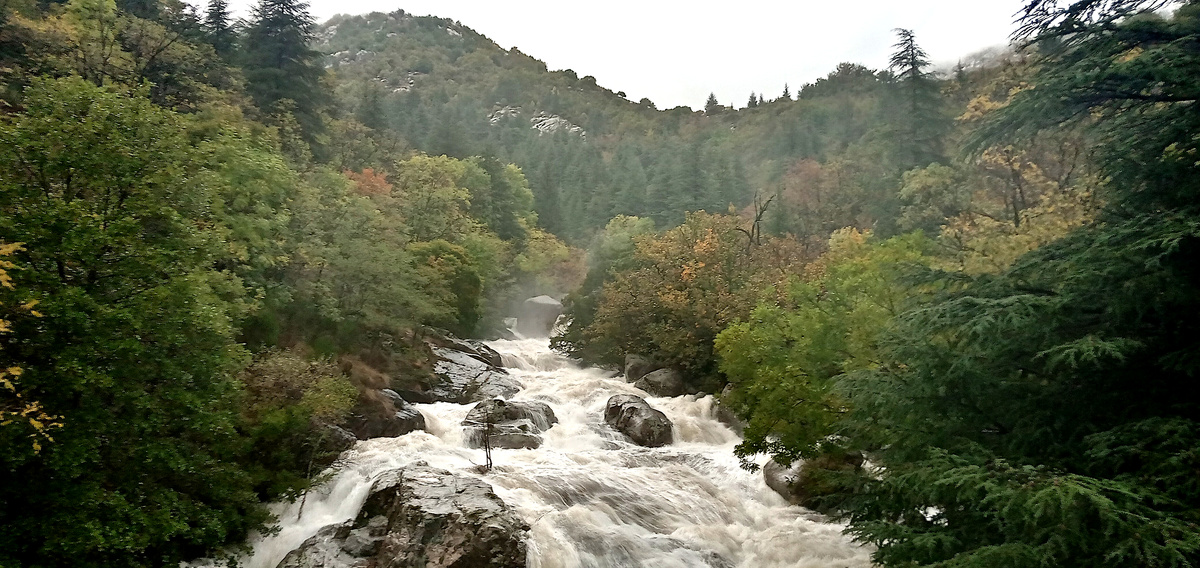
[633,368,685,397]
[515,295,563,337]
[714,385,745,435]
[346,389,426,440]
[604,394,674,447]
[277,465,528,568]
[429,347,521,403]
[623,354,662,383]
[763,452,864,511]
[462,399,558,450]
[423,327,505,367]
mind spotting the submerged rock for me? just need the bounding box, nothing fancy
[278,465,528,568]
[623,353,662,383]
[462,399,558,450]
[604,394,674,447]
[515,295,562,337]
[429,347,521,403]
[633,368,685,397]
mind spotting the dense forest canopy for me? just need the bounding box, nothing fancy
[1,0,1197,566]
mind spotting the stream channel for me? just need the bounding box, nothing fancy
[231,337,872,568]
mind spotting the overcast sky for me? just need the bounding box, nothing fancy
[211,0,1030,110]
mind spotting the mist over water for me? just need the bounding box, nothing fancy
[229,338,872,568]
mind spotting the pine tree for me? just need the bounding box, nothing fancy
[747,92,758,108]
[241,0,328,147]
[781,83,791,101]
[704,92,721,115]
[888,28,946,167]
[204,0,236,58]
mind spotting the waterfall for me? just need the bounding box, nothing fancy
[221,338,872,568]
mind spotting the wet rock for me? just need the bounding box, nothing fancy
[462,399,558,450]
[714,385,745,435]
[762,459,804,505]
[390,388,434,404]
[276,522,357,568]
[367,466,528,567]
[515,295,562,337]
[763,452,863,510]
[423,327,504,367]
[316,422,358,454]
[429,347,521,403]
[346,389,426,439]
[633,368,685,397]
[277,466,527,568]
[604,394,674,447]
[624,354,662,383]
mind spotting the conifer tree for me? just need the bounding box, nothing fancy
[241,0,328,146]
[841,5,1200,566]
[888,28,946,166]
[704,92,721,115]
[781,83,791,100]
[747,92,758,108]
[204,0,236,58]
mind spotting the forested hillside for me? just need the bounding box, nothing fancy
[316,10,997,242]
[2,0,1198,566]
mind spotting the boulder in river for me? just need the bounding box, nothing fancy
[345,388,427,439]
[462,398,558,450]
[633,368,685,397]
[429,347,522,403]
[423,327,505,367]
[762,452,864,511]
[515,295,563,337]
[623,353,662,383]
[714,385,745,435]
[277,465,528,568]
[604,394,674,447]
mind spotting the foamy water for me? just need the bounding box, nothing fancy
[218,338,873,568]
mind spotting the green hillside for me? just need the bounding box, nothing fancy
[316,10,968,242]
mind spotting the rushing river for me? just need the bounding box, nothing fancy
[233,337,872,568]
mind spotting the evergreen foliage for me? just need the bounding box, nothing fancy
[203,0,236,58]
[888,28,948,167]
[834,3,1200,566]
[704,92,721,114]
[241,0,327,144]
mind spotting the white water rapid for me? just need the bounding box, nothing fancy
[234,338,872,568]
